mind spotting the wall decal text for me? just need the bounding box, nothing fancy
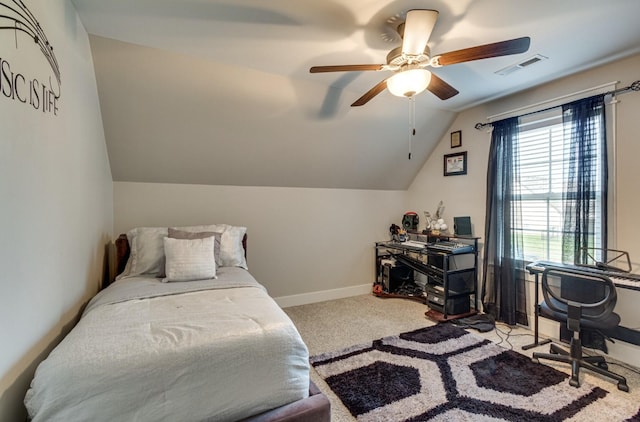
[1,1,61,115]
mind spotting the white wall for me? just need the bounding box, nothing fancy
[114,182,406,303]
[0,1,112,420]
[408,53,640,366]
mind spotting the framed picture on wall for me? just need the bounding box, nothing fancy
[450,130,462,148]
[444,151,467,176]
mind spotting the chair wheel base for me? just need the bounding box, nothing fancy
[533,343,629,393]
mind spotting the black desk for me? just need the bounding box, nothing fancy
[375,236,480,320]
[524,261,640,349]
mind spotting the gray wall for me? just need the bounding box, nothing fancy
[113,182,407,303]
[0,1,113,420]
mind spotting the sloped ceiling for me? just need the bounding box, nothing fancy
[72,0,640,190]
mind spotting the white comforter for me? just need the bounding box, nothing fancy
[25,268,310,422]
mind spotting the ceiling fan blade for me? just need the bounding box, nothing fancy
[351,79,388,107]
[435,36,531,66]
[310,64,384,73]
[401,9,439,56]
[427,73,459,100]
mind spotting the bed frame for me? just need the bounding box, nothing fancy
[113,233,330,422]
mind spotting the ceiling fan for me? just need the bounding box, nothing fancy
[310,9,530,107]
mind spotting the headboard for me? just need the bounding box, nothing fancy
[114,233,248,277]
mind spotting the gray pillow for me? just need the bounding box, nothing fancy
[168,228,222,266]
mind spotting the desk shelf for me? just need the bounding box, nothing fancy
[374,234,480,320]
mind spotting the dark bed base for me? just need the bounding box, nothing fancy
[241,381,330,422]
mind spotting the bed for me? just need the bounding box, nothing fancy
[25,224,330,422]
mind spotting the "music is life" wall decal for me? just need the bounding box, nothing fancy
[0,1,61,116]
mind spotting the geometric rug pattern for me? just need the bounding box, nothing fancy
[311,324,637,422]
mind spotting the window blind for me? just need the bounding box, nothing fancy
[511,107,604,262]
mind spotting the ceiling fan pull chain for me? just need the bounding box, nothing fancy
[408,96,416,160]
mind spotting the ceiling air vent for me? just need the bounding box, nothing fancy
[495,54,548,76]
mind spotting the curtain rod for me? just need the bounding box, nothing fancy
[474,79,640,131]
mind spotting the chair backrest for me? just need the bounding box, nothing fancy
[541,267,617,323]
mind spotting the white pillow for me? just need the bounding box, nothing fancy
[163,236,216,282]
[117,227,168,279]
[175,224,247,269]
[220,226,248,269]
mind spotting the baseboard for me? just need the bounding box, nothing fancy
[275,283,372,308]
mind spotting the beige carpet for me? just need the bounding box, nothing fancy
[284,294,640,422]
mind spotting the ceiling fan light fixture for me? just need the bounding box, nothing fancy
[387,68,432,97]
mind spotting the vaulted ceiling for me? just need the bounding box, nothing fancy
[72,0,640,190]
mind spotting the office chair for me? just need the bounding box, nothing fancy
[532,267,629,392]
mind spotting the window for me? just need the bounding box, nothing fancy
[511,108,606,262]
[482,95,607,325]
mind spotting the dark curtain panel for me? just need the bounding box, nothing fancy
[559,96,607,348]
[561,95,607,264]
[482,117,528,326]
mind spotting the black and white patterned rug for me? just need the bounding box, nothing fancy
[311,324,639,421]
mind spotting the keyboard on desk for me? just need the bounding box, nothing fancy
[527,261,640,291]
[427,241,474,254]
[401,240,428,249]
